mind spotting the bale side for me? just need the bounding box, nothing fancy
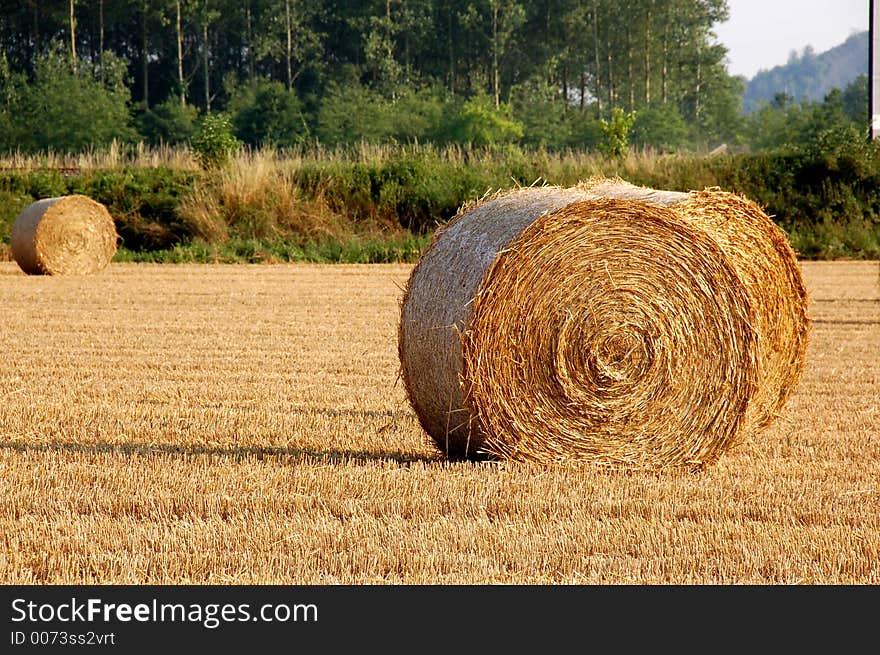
[10,197,61,275]
[398,186,590,459]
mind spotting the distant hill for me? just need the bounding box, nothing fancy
[742,30,867,112]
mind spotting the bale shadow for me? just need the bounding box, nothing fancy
[0,439,443,467]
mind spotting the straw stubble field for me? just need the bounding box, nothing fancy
[0,260,877,584]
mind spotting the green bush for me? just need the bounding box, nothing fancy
[137,96,200,146]
[631,105,690,152]
[447,93,524,147]
[191,113,241,168]
[227,78,308,148]
[0,167,199,250]
[598,108,637,158]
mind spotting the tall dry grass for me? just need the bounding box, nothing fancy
[178,149,408,245]
[0,140,198,172]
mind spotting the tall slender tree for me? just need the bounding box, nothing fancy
[69,0,77,72]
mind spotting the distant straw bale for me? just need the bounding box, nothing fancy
[398,185,760,470]
[11,195,118,275]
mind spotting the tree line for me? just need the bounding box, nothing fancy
[0,1,868,153]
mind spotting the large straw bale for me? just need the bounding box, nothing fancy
[11,195,118,275]
[398,185,760,470]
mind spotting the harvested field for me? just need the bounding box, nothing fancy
[0,260,877,584]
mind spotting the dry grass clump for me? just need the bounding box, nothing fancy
[10,195,118,275]
[178,150,400,244]
[399,185,759,470]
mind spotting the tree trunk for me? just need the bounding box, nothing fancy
[580,70,586,111]
[141,3,148,108]
[99,0,104,55]
[606,36,614,110]
[694,43,702,119]
[203,1,210,112]
[593,1,601,116]
[285,0,292,91]
[69,0,77,72]
[177,0,186,105]
[644,8,651,105]
[561,64,568,105]
[386,0,396,99]
[32,1,40,68]
[662,10,669,104]
[492,3,500,108]
[246,2,254,78]
[448,9,454,93]
[627,30,634,110]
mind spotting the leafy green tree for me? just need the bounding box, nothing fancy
[1,50,137,153]
[745,92,804,151]
[252,0,324,92]
[363,0,405,97]
[798,88,867,152]
[316,79,451,145]
[631,104,689,151]
[841,74,868,126]
[391,86,451,142]
[459,0,526,105]
[745,84,870,154]
[447,91,524,146]
[226,77,308,147]
[316,80,392,144]
[511,78,572,149]
[137,95,200,145]
[692,65,745,146]
[0,0,747,155]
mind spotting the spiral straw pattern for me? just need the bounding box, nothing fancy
[578,178,810,431]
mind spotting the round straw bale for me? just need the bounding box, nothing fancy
[398,186,759,470]
[577,177,810,431]
[11,195,118,275]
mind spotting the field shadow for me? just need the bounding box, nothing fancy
[810,319,880,326]
[0,439,442,467]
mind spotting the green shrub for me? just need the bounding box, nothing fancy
[191,113,241,168]
[598,108,637,158]
[227,78,308,148]
[448,93,524,147]
[137,96,200,146]
[631,105,690,152]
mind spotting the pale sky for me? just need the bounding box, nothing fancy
[714,0,869,79]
